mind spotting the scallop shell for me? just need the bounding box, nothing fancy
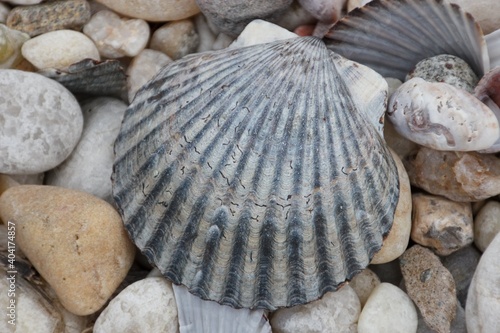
[112,37,399,310]
[324,0,490,80]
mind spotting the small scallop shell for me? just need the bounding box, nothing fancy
[112,37,399,310]
[324,0,490,80]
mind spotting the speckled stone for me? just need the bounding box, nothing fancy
[358,283,418,333]
[93,0,200,22]
[404,147,500,202]
[21,29,100,69]
[195,0,293,36]
[411,193,473,256]
[45,97,127,203]
[0,185,136,316]
[371,149,412,264]
[150,19,199,60]
[349,268,381,307]
[441,245,481,307]
[94,278,178,333]
[400,245,457,333]
[466,232,500,333]
[0,69,83,174]
[0,23,29,69]
[474,200,500,252]
[417,302,466,333]
[6,0,91,37]
[406,54,479,93]
[271,285,360,333]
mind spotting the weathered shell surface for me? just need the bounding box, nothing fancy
[324,0,489,80]
[112,37,399,310]
[486,29,500,69]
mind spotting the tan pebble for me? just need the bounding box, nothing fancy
[349,268,380,307]
[0,185,135,315]
[383,117,418,160]
[93,0,200,22]
[404,146,500,202]
[474,200,500,252]
[0,174,19,197]
[400,245,457,333]
[6,0,91,37]
[411,193,473,256]
[0,23,30,69]
[371,149,411,264]
[21,29,100,69]
[150,19,199,60]
[83,10,150,58]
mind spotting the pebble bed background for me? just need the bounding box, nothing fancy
[0,0,500,332]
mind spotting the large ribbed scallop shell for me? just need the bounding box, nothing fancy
[324,0,490,80]
[112,37,399,310]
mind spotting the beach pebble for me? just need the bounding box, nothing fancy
[275,1,315,31]
[212,33,234,50]
[0,174,18,196]
[358,283,418,333]
[371,150,411,264]
[298,0,345,23]
[0,69,83,174]
[0,23,29,69]
[0,270,63,333]
[441,245,481,307]
[400,245,457,333]
[466,232,500,333]
[93,0,200,22]
[474,200,500,252]
[94,277,178,333]
[404,147,500,202]
[4,0,42,5]
[0,3,9,23]
[384,117,419,160]
[406,54,479,93]
[194,13,216,52]
[127,49,172,102]
[0,185,136,315]
[417,302,467,333]
[6,0,91,37]
[369,260,403,286]
[445,0,500,34]
[45,98,127,203]
[150,19,198,60]
[229,19,297,48]
[388,78,500,152]
[349,268,381,307]
[9,173,44,185]
[196,0,293,36]
[411,193,473,256]
[271,285,360,333]
[21,29,100,69]
[83,10,149,59]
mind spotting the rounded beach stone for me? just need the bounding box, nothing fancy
[371,149,411,264]
[358,283,418,333]
[275,1,315,31]
[229,19,297,49]
[271,285,360,333]
[45,97,127,203]
[83,10,149,59]
[0,174,18,196]
[441,245,481,307]
[474,200,500,252]
[349,268,381,307]
[195,0,293,36]
[298,0,345,23]
[0,185,136,315]
[21,29,100,69]
[93,0,200,22]
[93,277,178,333]
[404,147,500,202]
[417,302,467,333]
[127,49,172,102]
[400,245,457,333]
[411,193,473,256]
[466,232,500,333]
[0,69,83,174]
[0,23,30,69]
[150,19,199,60]
[6,0,91,37]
